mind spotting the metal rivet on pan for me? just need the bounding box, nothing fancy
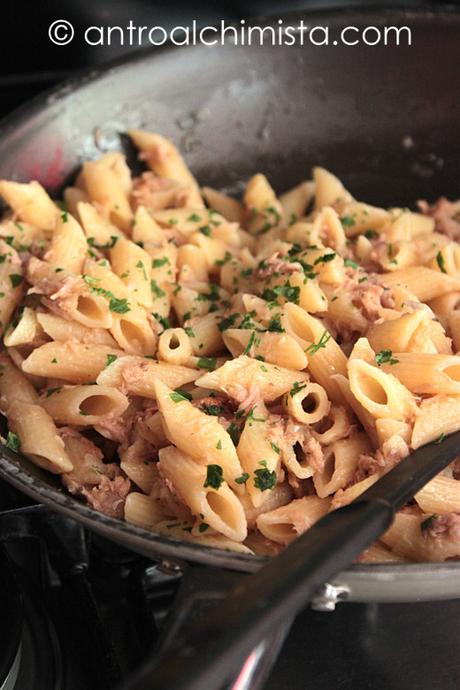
[310,583,350,612]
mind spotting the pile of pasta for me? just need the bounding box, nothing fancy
[2,129,460,562]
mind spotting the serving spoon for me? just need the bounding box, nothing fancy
[124,430,460,690]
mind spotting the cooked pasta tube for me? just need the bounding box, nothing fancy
[36,312,117,346]
[201,187,244,223]
[96,355,199,396]
[196,355,308,403]
[415,475,460,514]
[22,342,125,383]
[257,495,330,545]
[0,180,59,231]
[313,167,353,210]
[44,212,87,273]
[154,380,244,494]
[158,446,247,542]
[6,400,73,474]
[281,303,347,403]
[411,395,460,449]
[41,384,129,425]
[380,353,460,395]
[283,381,330,425]
[376,267,460,301]
[313,433,372,498]
[158,328,193,365]
[279,180,315,221]
[109,307,157,356]
[348,358,416,421]
[236,402,281,508]
[222,329,308,370]
[124,492,163,529]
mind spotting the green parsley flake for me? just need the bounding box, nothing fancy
[254,467,277,491]
[152,313,170,331]
[216,440,222,450]
[436,251,447,274]
[152,256,169,268]
[9,274,23,288]
[203,464,224,490]
[314,252,336,266]
[187,213,201,222]
[243,331,257,356]
[235,472,250,485]
[5,431,20,452]
[109,297,130,314]
[305,331,331,356]
[136,260,148,280]
[344,258,359,269]
[375,349,399,366]
[267,314,285,333]
[61,211,69,223]
[197,357,217,371]
[421,514,438,532]
[290,381,307,397]
[218,314,239,332]
[151,280,165,298]
[104,354,118,369]
[170,391,190,403]
[199,225,212,237]
[270,442,280,454]
[341,216,355,227]
[45,387,62,398]
[198,522,209,533]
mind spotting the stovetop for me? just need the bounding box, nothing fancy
[1,2,458,689]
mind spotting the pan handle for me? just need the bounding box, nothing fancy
[122,498,393,690]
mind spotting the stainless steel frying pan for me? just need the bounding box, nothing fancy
[0,6,459,607]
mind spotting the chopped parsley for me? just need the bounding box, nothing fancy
[267,314,285,333]
[290,381,307,397]
[436,251,447,274]
[235,473,250,485]
[344,258,359,269]
[247,408,266,423]
[243,331,257,356]
[434,433,446,445]
[364,229,379,239]
[199,225,212,237]
[262,281,300,305]
[187,213,201,222]
[109,297,130,314]
[152,256,169,268]
[341,216,355,227]
[421,514,438,532]
[104,354,118,369]
[5,431,20,452]
[136,260,148,280]
[151,280,165,298]
[87,236,118,249]
[184,326,195,337]
[254,467,277,491]
[9,274,23,288]
[61,211,68,223]
[198,522,209,533]
[270,442,280,454]
[51,358,58,364]
[152,312,170,331]
[203,464,224,490]
[218,314,239,332]
[314,252,336,266]
[305,330,331,355]
[170,391,190,403]
[201,404,225,416]
[227,422,240,445]
[216,440,222,450]
[45,387,62,398]
[375,349,399,366]
[197,357,217,371]
[215,251,232,267]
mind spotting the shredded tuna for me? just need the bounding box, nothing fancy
[267,415,324,474]
[255,252,303,280]
[130,172,189,211]
[351,282,395,321]
[61,428,130,518]
[81,475,131,519]
[353,437,409,484]
[418,197,460,241]
[423,513,460,541]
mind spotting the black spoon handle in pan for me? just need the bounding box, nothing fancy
[125,430,460,690]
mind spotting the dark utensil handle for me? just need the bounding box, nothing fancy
[124,498,393,690]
